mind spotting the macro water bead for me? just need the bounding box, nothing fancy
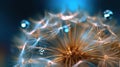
[104,10,113,19]
[64,28,69,33]
[21,20,30,28]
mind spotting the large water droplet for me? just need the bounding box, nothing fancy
[104,10,113,20]
[21,20,30,29]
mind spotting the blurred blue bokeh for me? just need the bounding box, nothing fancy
[35,0,96,13]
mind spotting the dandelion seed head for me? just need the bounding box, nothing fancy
[14,10,120,67]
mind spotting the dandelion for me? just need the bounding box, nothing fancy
[14,11,120,67]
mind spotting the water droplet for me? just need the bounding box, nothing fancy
[21,20,30,28]
[39,48,45,55]
[63,25,70,33]
[104,10,113,20]
[64,28,69,33]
